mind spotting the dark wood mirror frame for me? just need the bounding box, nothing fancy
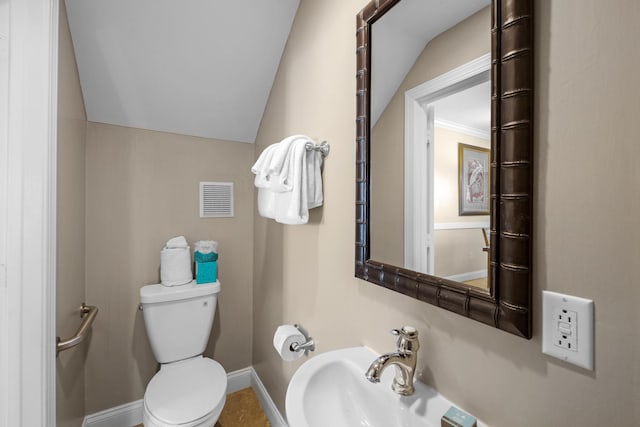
[355,0,533,338]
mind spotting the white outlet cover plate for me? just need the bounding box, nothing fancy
[542,290,594,370]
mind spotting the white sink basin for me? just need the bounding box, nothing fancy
[285,346,486,427]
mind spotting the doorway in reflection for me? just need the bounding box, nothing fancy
[431,81,491,287]
[402,59,490,287]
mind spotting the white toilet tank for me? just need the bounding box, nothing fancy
[140,280,221,364]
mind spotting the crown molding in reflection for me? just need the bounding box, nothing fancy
[434,118,490,140]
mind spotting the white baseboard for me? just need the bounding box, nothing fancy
[445,269,487,282]
[82,366,287,427]
[249,367,288,427]
[226,366,253,393]
[81,400,142,427]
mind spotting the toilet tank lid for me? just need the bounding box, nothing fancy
[140,280,221,304]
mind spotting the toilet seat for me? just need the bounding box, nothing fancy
[143,356,227,426]
[143,404,219,427]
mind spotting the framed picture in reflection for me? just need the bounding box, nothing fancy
[458,143,490,216]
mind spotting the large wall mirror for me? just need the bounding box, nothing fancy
[355,0,533,337]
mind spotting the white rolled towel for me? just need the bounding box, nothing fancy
[160,237,192,287]
[166,235,188,248]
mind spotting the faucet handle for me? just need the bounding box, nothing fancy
[391,326,419,353]
[390,326,418,339]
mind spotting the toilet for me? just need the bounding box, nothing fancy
[140,280,227,427]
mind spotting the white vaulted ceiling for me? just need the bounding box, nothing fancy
[65,0,300,143]
[371,0,490,126]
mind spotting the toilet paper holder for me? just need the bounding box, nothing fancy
[291,324,315,354]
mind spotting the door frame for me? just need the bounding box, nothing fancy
[0,0,59,426]
[403,53,490,274]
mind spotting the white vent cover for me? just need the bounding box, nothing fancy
[200,182,234,218]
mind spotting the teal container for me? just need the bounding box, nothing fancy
[196,261,217,284]
[194,251,218,263]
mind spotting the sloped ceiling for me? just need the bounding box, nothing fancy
[65,0,300,143]
[371,0,490,126]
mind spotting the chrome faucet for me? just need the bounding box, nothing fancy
[365,326,419,396]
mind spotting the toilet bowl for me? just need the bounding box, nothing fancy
[140,281,226,427]
[143,357,227,427]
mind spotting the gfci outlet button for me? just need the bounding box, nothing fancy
[542,291,594,370]
[558,322,571,336]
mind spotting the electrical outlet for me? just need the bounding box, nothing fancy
[542,291,594,370]
[552,307,577,351]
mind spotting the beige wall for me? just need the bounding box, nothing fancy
[56,2,87,426]
[252,0,640,426]
[370,7,490,267]
[433,228,486,278]
[84,123,255,412]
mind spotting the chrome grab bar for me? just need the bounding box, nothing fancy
[56,303,99,357]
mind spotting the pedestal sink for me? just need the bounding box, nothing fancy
[285,346,487,427]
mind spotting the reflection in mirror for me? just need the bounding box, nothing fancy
[369,0,491,290]
[433,82,490,286]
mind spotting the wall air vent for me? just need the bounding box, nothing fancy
[199,182,234,218]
